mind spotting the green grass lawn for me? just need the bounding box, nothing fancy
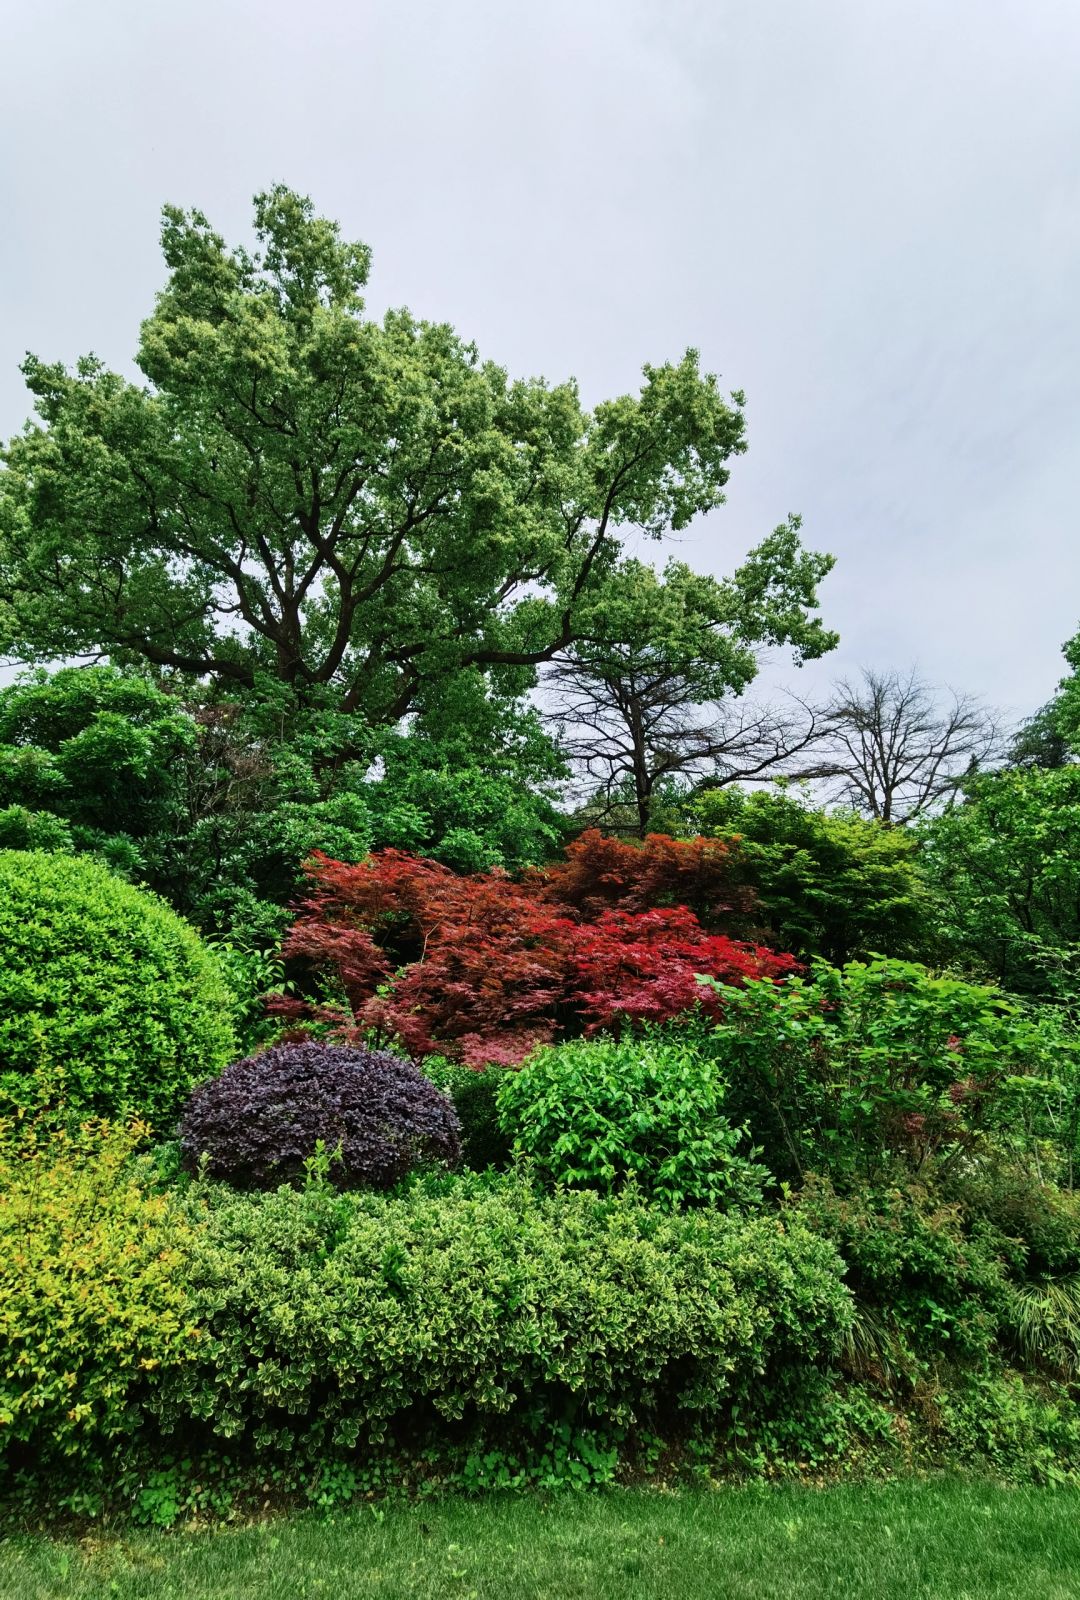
[4,1481,1080,1600]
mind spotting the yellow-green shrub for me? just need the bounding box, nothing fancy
[0,1120,197,1470]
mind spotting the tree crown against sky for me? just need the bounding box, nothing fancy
[0,186,835,740]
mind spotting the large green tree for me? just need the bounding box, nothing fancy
[0,662,564,940]
[918,632,1080,998]
[918,765,1080,999]
[0,187,831,743]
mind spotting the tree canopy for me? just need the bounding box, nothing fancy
[0,187,833,743]
[549,529,835,834]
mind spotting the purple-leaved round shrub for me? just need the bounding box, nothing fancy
[178,1043,462,1189]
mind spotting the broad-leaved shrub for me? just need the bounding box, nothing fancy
[700,957,1080,1184]
[422,1060,514,1170]
[276,839,795,1064]
[0,1119,196,1474]
[496,1033,768,1208]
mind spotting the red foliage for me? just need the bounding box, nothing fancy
[531,828,753,926]
[566,907,799,1034]
[275,832,797,1066]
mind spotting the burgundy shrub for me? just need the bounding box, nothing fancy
[178,1042,461,1189]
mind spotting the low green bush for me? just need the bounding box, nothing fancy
[0,1120,196,1478]
[495,1033,767,1208]
[0,851,236,1127]
[931,1372,1080,1486]
[794,1162,1080,1408]
[941,1159,1080,1378]
[155,1175,851,1459]
[793,1174,1011,1374]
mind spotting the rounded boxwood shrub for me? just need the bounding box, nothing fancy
[496,1031,768,1208]
[0,850,235,1127]
[179,1042,462,1189]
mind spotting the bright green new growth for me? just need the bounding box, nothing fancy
[496,1033,767,1208]
[0,851,236,1127]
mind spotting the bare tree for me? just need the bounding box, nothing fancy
[797,667,1000,823]
[548,647,822,836]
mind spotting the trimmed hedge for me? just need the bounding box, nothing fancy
[156,1176,853,1455]
[0,851,235,1127]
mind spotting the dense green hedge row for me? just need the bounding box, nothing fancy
[4,1121,1080,1519]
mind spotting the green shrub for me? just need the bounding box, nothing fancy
[793,1175,1010,1372]
[496,1033,768,1208]
[157,1175,851,1458]
[0,1120,197,1474]
[931,1372,1080,1485]
[685,785,931,964]
[946,1158,1080,1279]
[423,1060,514,1170]
[941,1160,1080,1378]
[700,958,1080,1185]
[0,851,236,1127]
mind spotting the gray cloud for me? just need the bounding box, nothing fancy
[2,0,1078,718]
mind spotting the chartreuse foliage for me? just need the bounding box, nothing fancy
[0,1120,196,1473]
[0,850,235,1126]
[496,1033,768,1208]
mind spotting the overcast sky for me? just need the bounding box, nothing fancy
[2,0,1078,720]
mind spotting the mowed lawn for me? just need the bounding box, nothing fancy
[4,1481,1080,1600]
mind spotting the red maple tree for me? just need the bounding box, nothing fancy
[273,832,797,1066]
